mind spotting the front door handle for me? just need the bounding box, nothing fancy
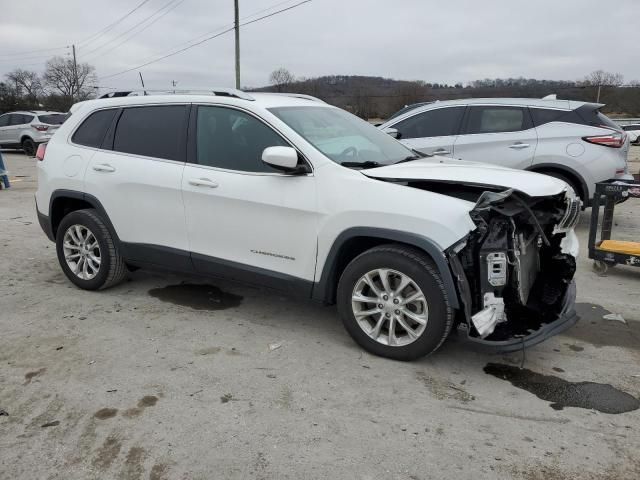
[92,163,116,172]
[432,148,450,155]
[188,178,219,188]
[509,143,530,149]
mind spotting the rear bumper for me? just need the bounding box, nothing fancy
[36,201,55,242]
[465,281,578,353]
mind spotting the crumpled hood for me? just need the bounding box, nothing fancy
[361,157,569,198]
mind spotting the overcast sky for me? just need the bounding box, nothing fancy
[1,0,638,94]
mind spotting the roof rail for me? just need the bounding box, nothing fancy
[263,92,325,103]
[98,88,255,101]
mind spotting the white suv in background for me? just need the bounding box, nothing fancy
[379,98,633,204]
[0,110,66,156]
[36,90,580,360]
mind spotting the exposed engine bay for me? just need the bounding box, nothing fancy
[407,180,580,343]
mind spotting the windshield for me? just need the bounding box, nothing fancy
[38,114,66,125]
[269,106,415,167]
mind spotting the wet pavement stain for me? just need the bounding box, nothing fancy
[484,363,640,414]
[94,408,118,420]
[564,303,640,350]
[148,283,243,311]
[92,435,123,470]
[123,395,159,418]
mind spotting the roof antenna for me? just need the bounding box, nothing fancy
[138,72,147,96]
[542,94,557,100]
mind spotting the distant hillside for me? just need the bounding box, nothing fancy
[251,75,640,119]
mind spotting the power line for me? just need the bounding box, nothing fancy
[84,0,188,61]
[0,46,69,59]
[81,0,184,58]
[101,0,312,80]
[78,0,153,47]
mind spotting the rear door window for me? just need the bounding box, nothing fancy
[464,106,532,134]
[10,114,32,125]
[392,107,465,139]
[113,105,188,161]
[72,109,118,148]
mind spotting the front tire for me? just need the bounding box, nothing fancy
[56,209,127,290]
[22,138,36,157]
[337,245,454,361]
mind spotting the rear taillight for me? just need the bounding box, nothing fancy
[32,124,49,132]
[36,143,47,161]
[582,130,626,148]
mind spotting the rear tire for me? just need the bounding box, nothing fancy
[56,209,127,290]
[337,244,454,361]
[21,138,36,157]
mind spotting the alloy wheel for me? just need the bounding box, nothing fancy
[62,224,101,280]
[351,268,428,346]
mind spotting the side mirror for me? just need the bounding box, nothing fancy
[383,127,400,139]
[262,146,304,173]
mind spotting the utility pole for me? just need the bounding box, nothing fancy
[72,44,79,102]
[234,0,240,89]
[596,84,602,103]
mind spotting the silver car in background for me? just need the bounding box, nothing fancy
[379,98,632,204]
[0,111,66,156]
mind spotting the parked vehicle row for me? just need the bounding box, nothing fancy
[35,90,580,360]
[621,124,640,144]
[379,98,633,204]
[0,110,66,156]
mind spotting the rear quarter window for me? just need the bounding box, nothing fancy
[529,108,569,127]
[72,109,118,148]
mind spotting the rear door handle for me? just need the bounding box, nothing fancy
[188,178,219,188]
[432,148,450,155]
[509,143,530,149]
[92,163,116,172]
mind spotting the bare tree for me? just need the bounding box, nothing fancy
[269,67,295,92]
[43,56,97,101]
[582,70,624,102]
[5,69,43,101]
[582,70,624,87]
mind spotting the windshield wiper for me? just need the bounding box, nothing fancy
[340,161,381,169]
[393,150,432,165]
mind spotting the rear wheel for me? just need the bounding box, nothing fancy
[337,245,454,361]
[56,209,127,290]
[21,138,36,157]
[541,171,583,202]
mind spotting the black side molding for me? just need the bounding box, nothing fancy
[312,227,460,309]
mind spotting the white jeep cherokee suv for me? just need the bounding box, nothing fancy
[36,90,580,360]
[379,98,633,205]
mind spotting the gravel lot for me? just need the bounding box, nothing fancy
[1,151,639,480]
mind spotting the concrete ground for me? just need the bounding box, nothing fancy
[1,150,639,480]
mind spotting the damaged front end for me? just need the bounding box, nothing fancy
[446,187,580,350]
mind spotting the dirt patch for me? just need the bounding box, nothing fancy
[415,371,474,402]
[149,463,170,480]
[148,283,243,311]
[23,367,46,385]
[485,363,639,414]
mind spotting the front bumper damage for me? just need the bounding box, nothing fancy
[447,188,581,351]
